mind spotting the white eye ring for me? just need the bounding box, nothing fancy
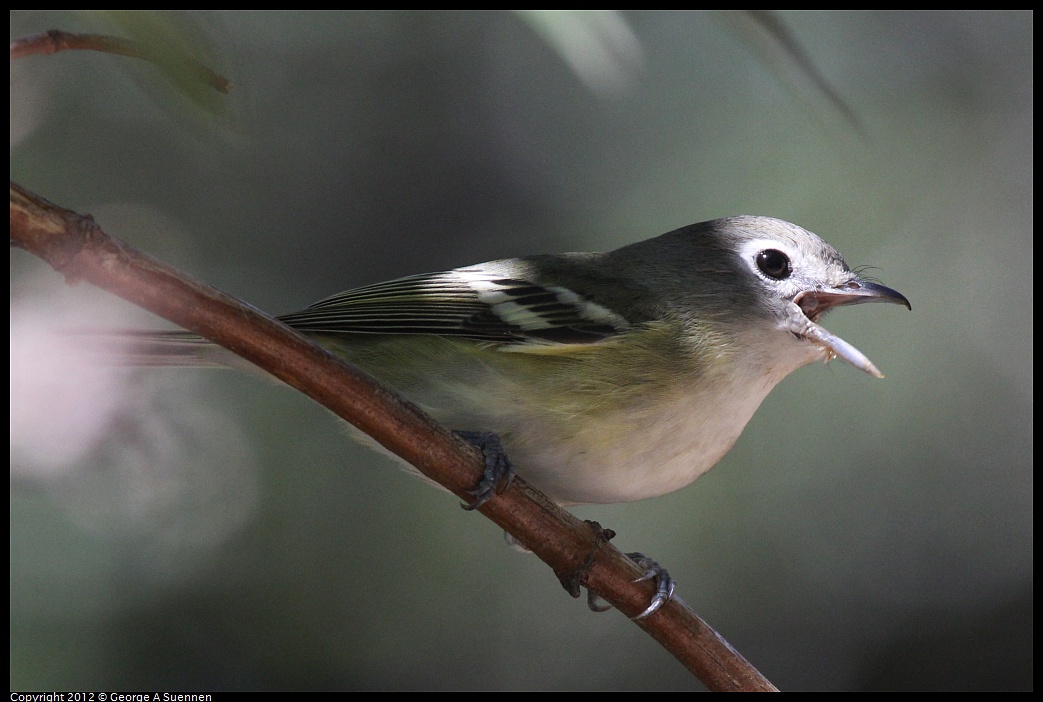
[738,238,801,282]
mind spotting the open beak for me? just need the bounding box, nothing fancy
[795,280,911,322]
[787,279,911,378]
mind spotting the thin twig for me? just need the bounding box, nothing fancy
[9,29,232,93]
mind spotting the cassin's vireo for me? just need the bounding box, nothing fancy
[119,215,909,509]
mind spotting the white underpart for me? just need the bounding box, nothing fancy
[475,324,823,505]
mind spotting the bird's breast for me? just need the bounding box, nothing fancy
[500,367,785,506]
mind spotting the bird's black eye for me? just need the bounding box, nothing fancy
[756,249,791,280]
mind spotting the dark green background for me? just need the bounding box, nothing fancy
[11,10,1032,691]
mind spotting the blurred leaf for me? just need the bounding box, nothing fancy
[89,10,231,116]
[514,10,644,97]
[719,10,863,134]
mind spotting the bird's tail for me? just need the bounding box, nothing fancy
[67,329,230,368]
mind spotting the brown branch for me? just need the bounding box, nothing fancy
[10,179,778,692]
[9,30,778,691]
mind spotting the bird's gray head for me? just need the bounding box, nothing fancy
[614,215,910,377]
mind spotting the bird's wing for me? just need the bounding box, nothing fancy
[277,268,632,347]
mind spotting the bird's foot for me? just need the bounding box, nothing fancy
[586,552,676,619]
[454,430,515,510]
[626,552,676,619]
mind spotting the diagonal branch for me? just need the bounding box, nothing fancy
[10,28,778,691]
[10,180,778,691]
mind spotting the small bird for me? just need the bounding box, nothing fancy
[110,216,909,613]
[119,215,909,503]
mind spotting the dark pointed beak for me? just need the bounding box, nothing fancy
[795,279,910,322]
